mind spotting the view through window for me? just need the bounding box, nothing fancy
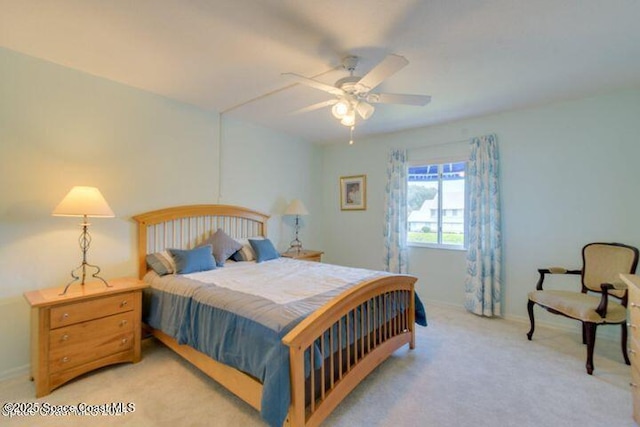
[407,161,466,248]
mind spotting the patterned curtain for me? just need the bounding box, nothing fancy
[383,149,408,273]
[464,134,502,316]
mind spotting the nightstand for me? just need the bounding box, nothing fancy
[281,249,324,262]
[24,277,147,397]
[622,274,640,424]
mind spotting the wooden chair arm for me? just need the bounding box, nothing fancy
[535,268,582,290]
[596,282,628,318]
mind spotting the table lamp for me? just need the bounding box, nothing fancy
[52,186,115,294]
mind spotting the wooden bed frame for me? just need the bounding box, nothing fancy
[133,204,417,427]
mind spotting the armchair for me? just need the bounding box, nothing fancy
[527,242,639,374]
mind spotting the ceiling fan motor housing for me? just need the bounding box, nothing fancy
[335,76,362,95]
[341,55,359,73]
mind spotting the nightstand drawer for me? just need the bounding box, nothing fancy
[50,292,136,328]
[630,300,640,330]
[630,335,640,365]
[49,330,135,373]
[49,311,135,350]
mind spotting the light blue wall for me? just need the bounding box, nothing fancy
[0,48,221,298]
[321,89,640,331]
[219,116,323,251]
[0,48,320,378]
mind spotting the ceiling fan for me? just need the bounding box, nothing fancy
[283,54,431,127]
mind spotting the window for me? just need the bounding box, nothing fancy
[407,161,466,248]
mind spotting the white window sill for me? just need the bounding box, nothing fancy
[408,243,467,252]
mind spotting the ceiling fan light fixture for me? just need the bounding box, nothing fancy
[331,99,350,119]
[356,101,375,120]
[340,110,356,127]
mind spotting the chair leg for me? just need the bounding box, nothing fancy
[526,300,535,340]
[622,322,631,366]
[582,323,587,345]
[584,322,597,375]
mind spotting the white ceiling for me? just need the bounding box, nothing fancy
[2,0,640,143]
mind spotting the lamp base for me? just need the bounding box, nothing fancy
[287,239,304,255]
[286,214,304,254]
[60,262,112,295]
[59,220,112,295]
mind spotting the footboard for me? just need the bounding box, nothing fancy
[282,274,417,427]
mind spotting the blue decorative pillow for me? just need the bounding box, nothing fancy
[146,251,175,276]
[249,238,280,263]
[168,245,216,274]
[201,229,243,267]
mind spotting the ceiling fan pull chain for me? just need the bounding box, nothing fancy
[349,125,355,145]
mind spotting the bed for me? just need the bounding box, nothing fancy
[133,204,424,427]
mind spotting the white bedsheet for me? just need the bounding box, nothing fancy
[183,257,388,304]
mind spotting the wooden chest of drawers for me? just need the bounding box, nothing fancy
[24,277,147,397]
[621,273,640,424]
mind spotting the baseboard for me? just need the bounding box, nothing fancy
[0,364,30,381]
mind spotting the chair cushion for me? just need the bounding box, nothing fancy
[528,290,626,323]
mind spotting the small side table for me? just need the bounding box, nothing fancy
[281,249,324,262]
[24,277,147,397]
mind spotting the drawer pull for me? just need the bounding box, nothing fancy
[120,300,128,308]
[62,313,69,319]
[632,382,639,388]
[62,356,69,363]
[121,338,128,345]
[61,334,69,341]
[630,349,637,355]
[632,303,640,309]
[120,320,128,327]
[628,323,637,329]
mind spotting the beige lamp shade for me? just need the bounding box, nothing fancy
[284,199,309,216]
[52,186,115,217]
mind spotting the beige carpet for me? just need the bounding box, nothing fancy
[0,304,634,427]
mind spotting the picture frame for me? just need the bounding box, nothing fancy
[340,175,367,211]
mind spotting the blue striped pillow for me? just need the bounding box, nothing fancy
[146,251,175,275]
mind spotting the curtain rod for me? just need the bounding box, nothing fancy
[404,136,471,151]
[404,133,496,152]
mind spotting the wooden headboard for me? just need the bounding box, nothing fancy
[132,204,270,278]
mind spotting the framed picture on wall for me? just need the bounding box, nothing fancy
[340,175,366,211]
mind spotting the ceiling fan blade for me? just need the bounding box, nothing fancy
[290,99,338,115]
[368,93,432,106]
[354,54,409,93]
[282,72,344,96]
